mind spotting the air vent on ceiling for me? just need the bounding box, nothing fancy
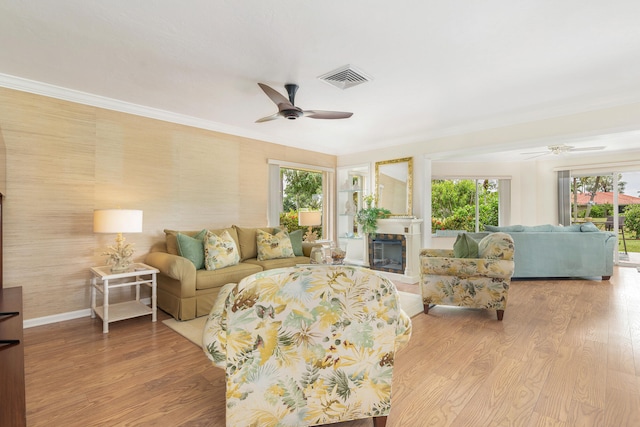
[318,65,372,89]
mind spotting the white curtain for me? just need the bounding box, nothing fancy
[498,179,511,227]
[267,163,282,227]
[557,170,571,225]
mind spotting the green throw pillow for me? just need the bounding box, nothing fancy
[288,229,304,256]
[453,233,479,258]
[176,229,207,269]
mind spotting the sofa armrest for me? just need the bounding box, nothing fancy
[395,308,413,352]
[202,282,237,369]
[420,256,514,279]
[420,249,455,258]
[144,251,197,298]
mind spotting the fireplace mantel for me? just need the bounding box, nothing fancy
[371,218,423,283]
[376,218,423,235]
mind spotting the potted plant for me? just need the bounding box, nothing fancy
[356,194,391,234]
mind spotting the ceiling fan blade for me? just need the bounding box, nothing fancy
[258,83,292,108]
[568,146,606,152]
[524,153,550,160]
[255,112,282,123]
[303,110,353,120]
[520,151,547,155]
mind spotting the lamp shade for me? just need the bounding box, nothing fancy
[93,209,143,234]
[298,210,322,227]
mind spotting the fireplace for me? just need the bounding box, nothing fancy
[366,218,423,283]
[368,234,406,274]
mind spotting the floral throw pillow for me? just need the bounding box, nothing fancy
[204,230,240,270]
[256,229,295,261]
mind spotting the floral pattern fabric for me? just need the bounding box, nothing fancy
[203,265,412,427]
[204,229,240,270]
[256,229,295,261]
[420,232,515,312]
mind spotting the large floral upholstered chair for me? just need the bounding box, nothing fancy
[420,232,515,321]
[203,265,412,427]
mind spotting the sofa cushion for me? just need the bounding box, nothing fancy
[289,229,304,256]
[195,263,263,291]
[521,224,554,232]
[484,225,525,232]
[165,227,239,256]
[234,226,275,261]
[275,228,304,256]
[165,229,204,255]
[551,224,582,232]
[453,233,479,258]
[256,229,295,261]
[204,230,241,270]
[176,230,207,269]
[581,222,600,232]
[244,255,311,270]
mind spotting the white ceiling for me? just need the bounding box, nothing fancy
[1,1,640,157]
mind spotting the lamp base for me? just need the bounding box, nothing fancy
[103,233,135,272]
[110,259,132,273]
[303,226,318,243]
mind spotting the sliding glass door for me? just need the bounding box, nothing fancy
[568,170,640,267]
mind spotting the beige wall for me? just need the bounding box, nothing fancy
[0,87,336,320]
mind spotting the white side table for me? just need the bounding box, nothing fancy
[90,263,159,333]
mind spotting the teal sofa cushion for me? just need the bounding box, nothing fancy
[484,225,525,232]
[521,224,554,232]
[552,224,582,232]
[176,229,207,269]
[581,222,600,232]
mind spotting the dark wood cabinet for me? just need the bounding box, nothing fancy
[0,193,25,425]
[0,287,26,426]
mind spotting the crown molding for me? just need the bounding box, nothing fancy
[0,72,276,144]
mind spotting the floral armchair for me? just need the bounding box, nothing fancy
[420,232,515,321]
[202,265,412,427]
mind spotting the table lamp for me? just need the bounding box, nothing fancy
[298,210,322,242]
[93,209,143,272]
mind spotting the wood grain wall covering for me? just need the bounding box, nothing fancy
[0,87,336,321]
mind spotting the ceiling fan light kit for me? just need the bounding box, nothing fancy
[521,144,606,159]
[256,83,353,123]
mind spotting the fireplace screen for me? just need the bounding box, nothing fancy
[368,233,406,274]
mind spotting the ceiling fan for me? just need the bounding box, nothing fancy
[522,144,605,159]
[256,83,353,123]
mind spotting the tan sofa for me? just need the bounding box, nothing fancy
[145,225,315,320]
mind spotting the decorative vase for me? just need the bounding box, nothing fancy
[309,246,325,264]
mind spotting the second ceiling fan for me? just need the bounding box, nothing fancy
[256,83,353,123]
[522,144,605,159]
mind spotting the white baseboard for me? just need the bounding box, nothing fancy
[23,297,152,329]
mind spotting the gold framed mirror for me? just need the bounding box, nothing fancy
[375,157,413,216]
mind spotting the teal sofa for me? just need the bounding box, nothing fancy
[474,223,617,280]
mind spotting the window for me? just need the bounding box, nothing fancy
[268,160,334,239]
[431,178,510,234]
[559,168,640,266]
[280,168,323,236]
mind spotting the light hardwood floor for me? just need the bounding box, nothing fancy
[24,267,640,426]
